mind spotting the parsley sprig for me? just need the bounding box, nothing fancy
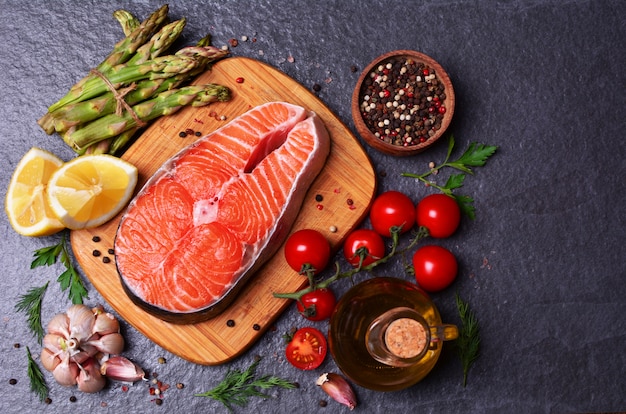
[195,357,296,412]
[455,293,481,387]
[401,135,498,219]
[31,232,88,305]
[14,282,49,344]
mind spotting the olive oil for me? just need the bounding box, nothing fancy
[328,277,447,392]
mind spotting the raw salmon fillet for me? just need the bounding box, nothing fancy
[114,102,330,323]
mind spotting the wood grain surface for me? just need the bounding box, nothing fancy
[70,57,377,365]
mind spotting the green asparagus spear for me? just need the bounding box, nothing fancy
[63,84,231,150]
[47,54,203,113]
[43,76,185,134]
[39,46,227,134]
[113,9,140,36]
[45,5,169,115]
[96,4,169,74]
[126,18,186,66]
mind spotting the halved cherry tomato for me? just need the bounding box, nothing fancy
[285,327,327,370]
[284,229,331,274]
[369,191,416,237]
[416,194,461,238]
[343,229,386,267]
[412,245,458,292]
[296,288,337,321]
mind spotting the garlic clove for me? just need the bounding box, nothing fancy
[43,333,66,354]
[77,358,106,393]
[67,304,96,342]
[53,354,80,387]
[92,310,120,336]
[316,372,357,410]
[41,347,61,372]
[87,332,125,355]
[100,356,145,383]
[46,312,70,337]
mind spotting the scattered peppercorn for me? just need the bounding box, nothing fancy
[13,343,20,348]
[179,131,187,138]
[158,357,166,364]
[9,378,17,385]
[195,131,202,137]
[229,38,239,47]
[108,248,115,255]
[252,323,261,331]
[155,398,163,406]
[350,65,358,73]
[319,400,328,407]
[92,250,101,257]
[176,383,185,389]
[92,236,101,242]
[44,397,52,404]
[346,198,354,206]
[315,194,323,202]
[292,382,300,389]
[102,257,111,264]
[69,396,77,403]
[226,319,235,327]
[312,83,322,92]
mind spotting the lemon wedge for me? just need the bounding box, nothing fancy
[46,154,138,230]
[5,147,66,237]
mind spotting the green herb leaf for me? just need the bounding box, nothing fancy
[444,173,466,192]
[30,232,88,305]
[195,357,295,412]
[455,293,481,387]
[454,194,476,221]
[31,243,63,269]
[26,346,48,402]
[448,142,499,173]
[14,282,49,344]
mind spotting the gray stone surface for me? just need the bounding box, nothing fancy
[0,1,625,413]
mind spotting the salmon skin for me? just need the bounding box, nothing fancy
[114,102,331,324]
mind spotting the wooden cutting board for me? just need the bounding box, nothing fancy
[70,56,377,365]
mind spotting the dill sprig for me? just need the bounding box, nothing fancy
[455,293,481,387]
[26,346,48,402]
[31,232,88,304]
[14,282,49,344]
[401,135,498,219]
[195,357,296,412]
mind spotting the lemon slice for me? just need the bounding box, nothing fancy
[46,154,138,229]
[5,147,66,236]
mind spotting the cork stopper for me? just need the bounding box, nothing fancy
[384,317,428,359]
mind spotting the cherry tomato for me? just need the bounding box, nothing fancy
[416,194,461,238]
[343,229,386,267]
[369,191,416,237]
[285,327,327,370]
[412,245,458,292]
[284,229,330,274]
[296,288,337,321]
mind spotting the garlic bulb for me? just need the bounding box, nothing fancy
[40,304,138,394]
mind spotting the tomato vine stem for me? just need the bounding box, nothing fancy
[273,226,429,301]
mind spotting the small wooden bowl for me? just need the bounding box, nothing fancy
[351,50,455,156]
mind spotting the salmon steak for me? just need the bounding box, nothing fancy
[114,102,331,324]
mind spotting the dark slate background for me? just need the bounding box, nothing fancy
[0,1,624,413]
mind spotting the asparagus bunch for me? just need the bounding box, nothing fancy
[39,4,231,156]
[67,84,231,152]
